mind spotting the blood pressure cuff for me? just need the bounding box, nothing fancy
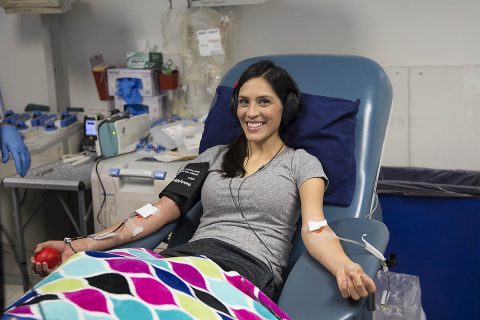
[159,162,210,216]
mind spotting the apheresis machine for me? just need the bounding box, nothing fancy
[91,153,190,232]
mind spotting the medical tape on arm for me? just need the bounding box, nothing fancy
[307,219,388,271]
[124,216,143,238]
[124,203,163,238]
[306,219,338,242]
[88,203,161,241]
[88,216,141,240]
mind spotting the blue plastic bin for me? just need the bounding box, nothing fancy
[378,167,480,320]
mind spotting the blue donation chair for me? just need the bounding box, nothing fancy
[119,54,393,319]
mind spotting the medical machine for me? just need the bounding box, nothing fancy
[149,120,204,156]
[96,113,150,157]
[82,114,103,151]
[90,151,190,232]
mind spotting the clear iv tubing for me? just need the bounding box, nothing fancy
[336,234,391,308]
[335,235,386,265]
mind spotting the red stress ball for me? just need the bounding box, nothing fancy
[34,247,61,269]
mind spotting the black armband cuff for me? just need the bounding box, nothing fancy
[159,162,209,216]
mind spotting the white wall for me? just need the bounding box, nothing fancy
[0,13,49,111]
[235,0,480,66]
[1,0,480,169]
[383,66,480,170]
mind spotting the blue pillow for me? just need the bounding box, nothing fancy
[200,86,359,206]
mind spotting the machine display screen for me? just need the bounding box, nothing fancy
[85,119,97,137]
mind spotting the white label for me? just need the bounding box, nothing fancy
[196,28,223,57]
[162,124,185,140]
[184,133,202,151]
[380,290,388,305]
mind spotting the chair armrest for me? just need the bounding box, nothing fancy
[168,202,204,247]
[278,218,389,319]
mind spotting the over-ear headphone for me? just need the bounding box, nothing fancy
[231,90,300,127]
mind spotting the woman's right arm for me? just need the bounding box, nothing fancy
[31,196,181,276]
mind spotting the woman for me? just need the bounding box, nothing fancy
[31,60,375,302]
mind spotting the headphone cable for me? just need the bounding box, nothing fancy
[228,142,285,275]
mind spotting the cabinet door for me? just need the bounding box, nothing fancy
[410,66,480,170]
[382,67,410,167]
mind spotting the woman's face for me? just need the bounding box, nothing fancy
[236,77,283,145]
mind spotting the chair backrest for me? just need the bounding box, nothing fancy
[217,54,392,221]
[169,54,393,273]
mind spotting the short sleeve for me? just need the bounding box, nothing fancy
[291,149,329,190]
[191,145,227,171]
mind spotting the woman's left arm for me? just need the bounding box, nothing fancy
[299,178,376,300]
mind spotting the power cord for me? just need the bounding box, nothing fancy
[94,150,137,229]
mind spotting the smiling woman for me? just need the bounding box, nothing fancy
[236,78,283,148]
[222,60,302,178]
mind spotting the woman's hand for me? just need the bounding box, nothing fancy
[30,240,75,277]
[336,262,376,300]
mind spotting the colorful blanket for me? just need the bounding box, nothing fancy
[4,248,290,319]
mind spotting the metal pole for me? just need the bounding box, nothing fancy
[77,189,87,236]
[11,188,30,292]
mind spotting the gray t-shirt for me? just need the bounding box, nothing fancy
[190,145,328,283]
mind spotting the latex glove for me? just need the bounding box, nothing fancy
[115,78,143,104]
[336,262,376,300]
[0,125,31,176]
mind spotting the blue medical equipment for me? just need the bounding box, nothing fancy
[59,111,78,128]
[117,54,393,319]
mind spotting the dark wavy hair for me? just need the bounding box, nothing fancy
[221,60,301,177]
